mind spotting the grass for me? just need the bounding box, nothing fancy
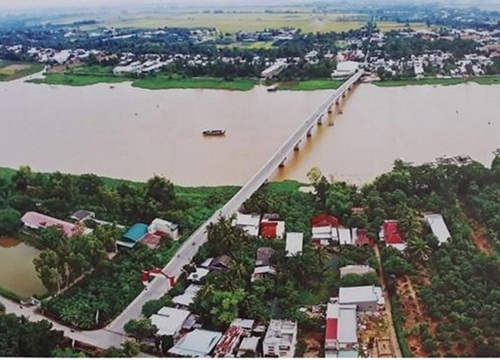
[0,285,23,302]
[277,79,343,91]
[373,75,500,87]
[216,41,275,50]
[0,61,43,81]
[376,21,430,32]
[28,73,131,86]
[27,72,258,91]
[131,76,258,91]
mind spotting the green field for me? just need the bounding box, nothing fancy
[0,61,43,81]
[373,75,500,87]
[28,72,258,91]
[277,79,343,91]
[216,41,275,50]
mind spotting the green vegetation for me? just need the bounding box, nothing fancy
[0,61,43,81]
[0,313,65,356]
[277,79,342,91]
[131,76,258,91]
[373,75,500,87]
[216,41,275,50]
[28,72,258,91]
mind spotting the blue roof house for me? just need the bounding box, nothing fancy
[117,223,148,248]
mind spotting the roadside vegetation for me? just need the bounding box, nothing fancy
[0,60,43,81]
[277,79,342,91]
[373,75,500,87]
[0,166,238,329]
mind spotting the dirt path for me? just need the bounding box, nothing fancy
[373,244,402,358]
[469,221,493,255]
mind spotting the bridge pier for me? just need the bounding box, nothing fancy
[307,128,312,137]
[279,159,286,168]
[317,115,323,125]
[342,92,346,98]
[294,140,301,151]
[328,105,333,114]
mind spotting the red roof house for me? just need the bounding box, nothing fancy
[325,318,338,342]
[260,221,278,239]
[383,221,405,244]
[21,211,92,237]
[311,214,339,228]
[355,229,374,247]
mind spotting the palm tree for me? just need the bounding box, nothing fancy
[406,237,431,264]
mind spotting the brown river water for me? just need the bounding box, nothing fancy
[0,77,499,296]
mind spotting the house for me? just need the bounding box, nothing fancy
[338,228,353,246]
[70,209,95,222]
[213,319,255,358]
[209,255,232,271]
[325,302,358,358]
[351,228,374,247]
[260,219,286,239]
[168,329,223,357]
[262,320,298,358]
[379,220,406,252]
[252,247,276,282]
[285,232,303,257]
[149,307,191,337]
[312,226,338,246]
[311,214,339,228]
[117,223,148,248]
[237,336,260,357]
[21,211,93,238]
[187,267,210,283]
[172,284,202,308]
[340,265,376,278]
[339,285,385,312]
[331,61,360,79]
[232,213,260,237]
[424,214,451,245]
[260,60,287,79]
[148,218,179,240]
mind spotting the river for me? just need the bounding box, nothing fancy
[1,77,499,186]
[0,237,46,298]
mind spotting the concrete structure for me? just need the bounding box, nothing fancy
[260,60,287,79]
[325,302,358,358]
[237,336,260,357]
[172,284,201,308]
[148,218,179,240]
[332,61,360,79]
[263,320,298,357]
[339,285,385,312]
[340,265,376,278]
[424,214,451,245]
[232,213,260,237]
[338,228,353,246]
[168,329,223,357]
[21,211,93,238]
[285,232,303,256]
[149,307,191,337]
[213,319,255,357]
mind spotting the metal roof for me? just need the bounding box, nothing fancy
[424,214,451,244]
[286,232,304,256]
[149,307,191,336]
[168,329,223,357]
[122,223,148,242]
[339,286,384,306]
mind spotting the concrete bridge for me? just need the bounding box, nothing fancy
[1,71,364,350]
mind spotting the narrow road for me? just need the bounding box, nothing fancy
[374,243,403,358]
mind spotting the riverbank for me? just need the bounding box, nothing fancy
[27,72,258,91]
[0,61,43,81]
[277,79,343,91]
[373,75,500,87]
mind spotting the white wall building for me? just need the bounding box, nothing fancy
[285,232,304,257]
[263,320,298,358]
[149,307,191,337]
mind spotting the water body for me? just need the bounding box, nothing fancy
[0,237,46,298]
[274,82,500,185]
[1,77,499,187]
[0,77,329,186]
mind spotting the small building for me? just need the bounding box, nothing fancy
[311,214,339,228]
[252,247,276,282]
[21,211,93,238]
[262,319,298,358]
[312,225,338,246]
[331,61,360,79]
[424,214,451,245]
[260,60,287,79]
[237,336,260,357]
[187,267,210,283]
[338,228,353,246]
[149,307,191,337]
[339,285,385,312]
[260,219,286,239]
[213,319,255,358]
[209,255,232,271]
[285,232,303,257]
[232,213,260,237]
[168,329,223,357]
[117,223,148,248]
[352,228,374,247]
[325,302,358,358]
[70,209,95,223]
[379,220,406,252]
[340,265,376,278]
[172,284,202,308]
[148,218,179,240]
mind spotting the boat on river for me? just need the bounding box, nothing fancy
[202,129,226,136]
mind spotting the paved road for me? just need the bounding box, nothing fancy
[1,72,364,350]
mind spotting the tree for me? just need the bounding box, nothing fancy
[12,165,33,191]
[142,296,172,318]
[121,340,140,357]
[124,319,158,341]
[0,208,21,235]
